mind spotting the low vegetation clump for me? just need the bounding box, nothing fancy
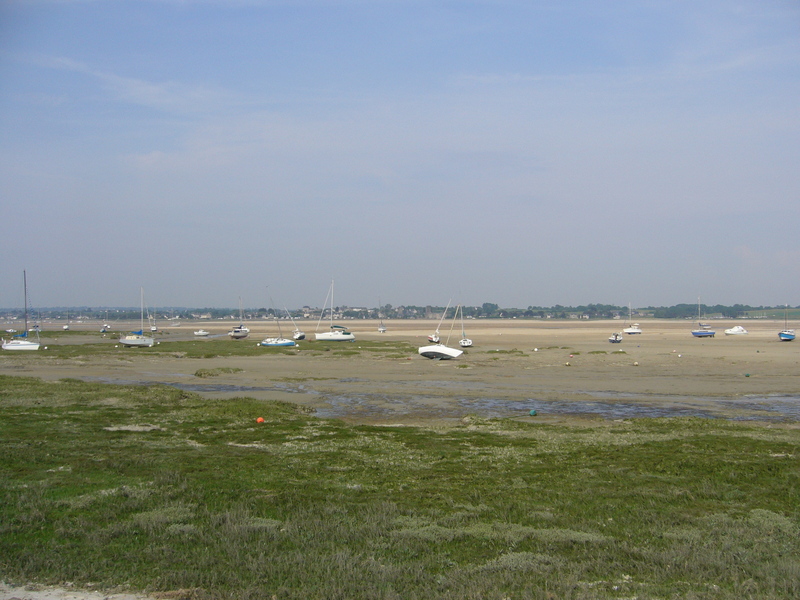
[1,374,799,599]
[194,367,244,378]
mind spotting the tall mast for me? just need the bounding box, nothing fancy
[23,270,28,334]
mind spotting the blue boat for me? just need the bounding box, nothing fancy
[691,328,715,338]
[691,297,715,337]
[779,305,795,341]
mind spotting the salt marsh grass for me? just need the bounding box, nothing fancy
[1,374,799,598]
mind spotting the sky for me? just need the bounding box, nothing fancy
[2,0,799,310]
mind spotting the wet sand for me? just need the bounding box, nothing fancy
[2,319,799,426]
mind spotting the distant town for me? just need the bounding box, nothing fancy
[1,302,797,324]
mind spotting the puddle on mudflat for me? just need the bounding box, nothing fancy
[315,392,800,422]
[83,376,800,422]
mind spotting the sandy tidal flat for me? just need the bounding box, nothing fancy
[2,319,799,425]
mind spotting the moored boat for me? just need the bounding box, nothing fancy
[724,325,748,335]
[2,271,41,351]
[779,305,795,341]
[315,280,355,341]
[119,288,155,347]
[228,297,250,339]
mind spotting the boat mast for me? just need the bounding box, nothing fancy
[23,270,29,335]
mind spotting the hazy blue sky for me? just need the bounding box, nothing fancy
[2,0,799,309]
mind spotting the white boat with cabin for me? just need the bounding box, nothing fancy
[119,288,155,347]
[622,303,642,334]
[315,280,355,341]
[2,271,41,351]
[724,325,748,335]
[228,297,250,339]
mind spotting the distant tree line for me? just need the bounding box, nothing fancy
[2,303,795,321]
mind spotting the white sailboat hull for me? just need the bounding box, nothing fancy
[2,338,40,351]
[418,344,463,360]
[228,326,250,339]
[315,330,355,341]
[260,337,296,347]
[119,334,155,347]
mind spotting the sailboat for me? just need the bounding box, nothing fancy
[315,280,355,341]
[119,288,155,347]
[63,309,70,331]
[377,301,387,333]
[2,271,41,351]
[458,305,473,347]
[228,297,250,339]
[779,305,795,341]
[261,299,297,347]
[622,303,642,334]
[285,306,306,340]
[419,302,463,359]
[427,299,451,343]
[691,297,715,337]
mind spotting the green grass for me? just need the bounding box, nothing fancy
[1,375,799,599]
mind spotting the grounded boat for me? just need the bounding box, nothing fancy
[458,304,473,347]
[193,329,210,337]
[285,307,305,340]
[316,324,355,341]
[608,332,622,343]
[2,271,41,351]
[418,343,463,360]
[427,299,451,344]
[779,305,795,341]
[315,280,355,341]
[691,297,715,338]
[119,288,155,347]
[622,304,642,334]
[228,297,250,339]
[261,302,297,347]
[260,336,296,347]
[419,301,463,359]
[724,325,748,335]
